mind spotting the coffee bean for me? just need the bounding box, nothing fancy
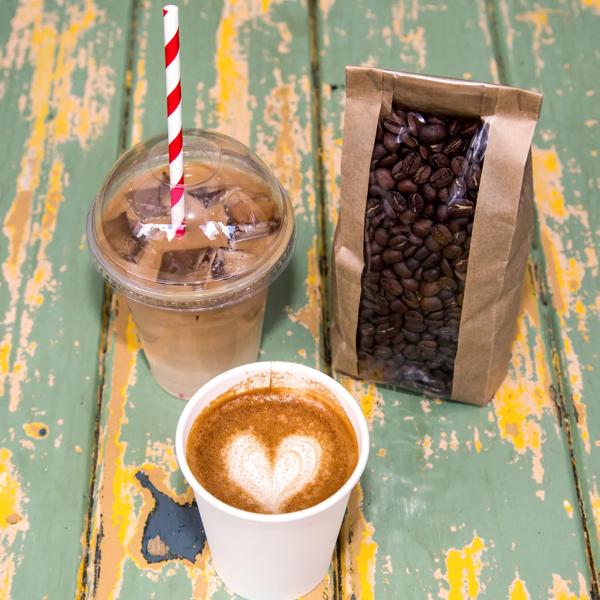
[408,193,425,214]
[423,267,441,282]
[397,178,419,193]
[448,199,475,218]
[443,137,464,156]
[420,281,440,296]
[401,277,419,292]
[413,218,432,237]
[399,130,418,148]
[422,251,441,269]
[383,132,401,152]
[391,161,406,180]
[425,235,443,252]
[421,182,437,202]
[430,168,454,189]
[375,168,396,190]
[412,164,431,184]
[451,156,468,176]
[390,299,409,313]
[442,244,463,260]
[438,276,457,291]
[418,123,447,145]
[430,153,450,169]
[401,152,421,175]
[399,210,418,225]
[374,227,389,246]
[431,224,453,246]
[389,235,409,250]
[381,249,404,264]
[383,117,403,134]
[392,261,412,278]
[379,153,399,168]
[414,246,430,261]
[420,296,443,313]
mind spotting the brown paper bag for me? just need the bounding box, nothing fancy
[331,67,542,406]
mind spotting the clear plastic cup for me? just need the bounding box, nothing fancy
[87,130,295,399]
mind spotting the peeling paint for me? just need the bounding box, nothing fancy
[340,485,377,600]
[509,574,530,600]
[533,147,595,453]
[340,377,384,428]
[287,237,321,362]
[493,270,552,486]
[549,573,590,599]
[1,0,115,408]
[22,422,49,439]
[0,448,29,600]
[440,535,486,600]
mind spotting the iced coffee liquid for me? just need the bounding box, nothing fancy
[186,387,359,514]
[100,161,282,399]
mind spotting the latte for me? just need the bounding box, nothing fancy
[185,386,359,514]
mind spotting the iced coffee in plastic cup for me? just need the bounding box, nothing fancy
[87,130,295,399]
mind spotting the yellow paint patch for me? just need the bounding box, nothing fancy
[255,70,312,215]
[0,449,22,529]
[340,485,377,600]
[549,573,589,599]
[22,422,48,439]
[580,0,600,12]
[562,500,574,519]
[211,0,259,142]
[533,148,567,219]
[340,377,384,427]
[493,276,550,484]
[590,482,600,543]
[287,238,322,361]
[390,3,426,70]
[533,146,594,453]
[130,2,150,145]
[0,447,28,600]
[473,428,482,453]
[441,535,486,600]
[516,9,555,75]
[509,575,530,600]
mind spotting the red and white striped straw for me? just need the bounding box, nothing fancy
[163,4,185,235]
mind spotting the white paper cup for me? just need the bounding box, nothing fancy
[175,361,370,600]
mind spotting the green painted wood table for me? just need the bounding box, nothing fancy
[0,0,598,598]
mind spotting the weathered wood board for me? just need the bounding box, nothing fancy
[317,0,597,597]
[493,0,600,581]
[0,1,131,598]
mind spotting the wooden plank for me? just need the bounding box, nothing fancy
[317,0,594,597]
[81,1,328,598]
[0,0,132,598]
[492,1,600,585]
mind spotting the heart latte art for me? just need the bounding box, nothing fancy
[226,434,322,512]
[186,386,359,514]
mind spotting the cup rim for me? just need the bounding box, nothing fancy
[175,361,370,523]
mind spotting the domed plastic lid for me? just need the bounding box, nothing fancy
[87,130,295,309]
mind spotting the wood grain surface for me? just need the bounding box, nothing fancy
[0,0,597,598]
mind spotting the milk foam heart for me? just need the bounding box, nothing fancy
[226,434,322,513]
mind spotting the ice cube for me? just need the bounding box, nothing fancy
[126,186,170,221]
[223,190,269,224]
[158,248,214,283]
[103,212,146,263]
[188,186,229,208]
[211,248,255,279]
[231,220,278,242]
